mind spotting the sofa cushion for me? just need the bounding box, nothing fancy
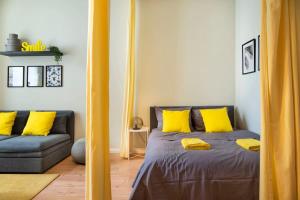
[0,134,70,153]
[0,112,17,135]
[12,111,29,135]
[0,140,72,158]
[0,135,17,142]
[50,116,67,134]
[22,111,57,136]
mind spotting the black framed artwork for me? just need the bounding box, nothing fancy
[242,39,256,75]
[258,35,260,71]
[46,65,63,87]
[27,66,44,87]
[7,66,24,88]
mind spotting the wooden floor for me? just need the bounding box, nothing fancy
[34,154,143,200]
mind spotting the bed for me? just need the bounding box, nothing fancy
[130,106,259,200]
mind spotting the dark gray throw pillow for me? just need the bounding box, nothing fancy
[155,107,192,130]
[11,111,29,135]
[191,108,205,131]
[50,116,67,134]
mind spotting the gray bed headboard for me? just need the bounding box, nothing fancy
[150,106,235,132]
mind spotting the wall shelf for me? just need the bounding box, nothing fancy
[0,51,62,57]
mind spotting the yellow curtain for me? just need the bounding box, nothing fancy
[86,0,111,199]
[120,0,136,159]
[260,0,300,199]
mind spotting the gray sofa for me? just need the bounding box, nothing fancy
[0,110,74,173]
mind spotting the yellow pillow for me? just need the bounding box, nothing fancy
[162,110,191,133]
[22,112,56,136]
[0,112,17,136]
[200,108,233,133]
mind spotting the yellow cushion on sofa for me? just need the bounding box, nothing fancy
[22,112,56,136]
[0,112,17,136]
[200,108,233,133]
[162,110,191,133]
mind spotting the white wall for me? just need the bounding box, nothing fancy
[0,0,88,140]
[109,0,129,150]
[235,0,261,133]
[136,0,235,126]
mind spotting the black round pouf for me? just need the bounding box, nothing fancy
[71,138,86,164]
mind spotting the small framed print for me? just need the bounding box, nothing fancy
[258,35,260,71]
[7,66,24,88]
[46,65,63,87]
[27,66,44,87]
[242,39,256,75]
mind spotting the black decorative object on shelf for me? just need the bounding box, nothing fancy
[46,65,63,87]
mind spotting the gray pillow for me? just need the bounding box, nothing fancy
[155,107,192,130]
[50,116,67,134]
[191,109,205,131]
[11,111,29,135]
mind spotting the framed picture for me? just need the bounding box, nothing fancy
[258,35,260,71]
[27,66,44,87]
[46,65,63,87]
[242,39,256,75]
[7,66,24,88]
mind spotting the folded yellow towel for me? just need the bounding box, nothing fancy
[236,138,260,151]
[181,138,211,150]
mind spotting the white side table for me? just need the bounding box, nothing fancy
[128,126,150,160]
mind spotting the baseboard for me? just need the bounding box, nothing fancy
[132,148,145,154]
[109,148,145,154]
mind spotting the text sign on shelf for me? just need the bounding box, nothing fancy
[22,40,46,52]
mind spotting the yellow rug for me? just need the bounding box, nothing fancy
[0,174,59,200]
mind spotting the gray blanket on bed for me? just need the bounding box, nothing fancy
[130,129,260,200]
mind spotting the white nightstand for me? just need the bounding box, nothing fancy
[128,126,150,160]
